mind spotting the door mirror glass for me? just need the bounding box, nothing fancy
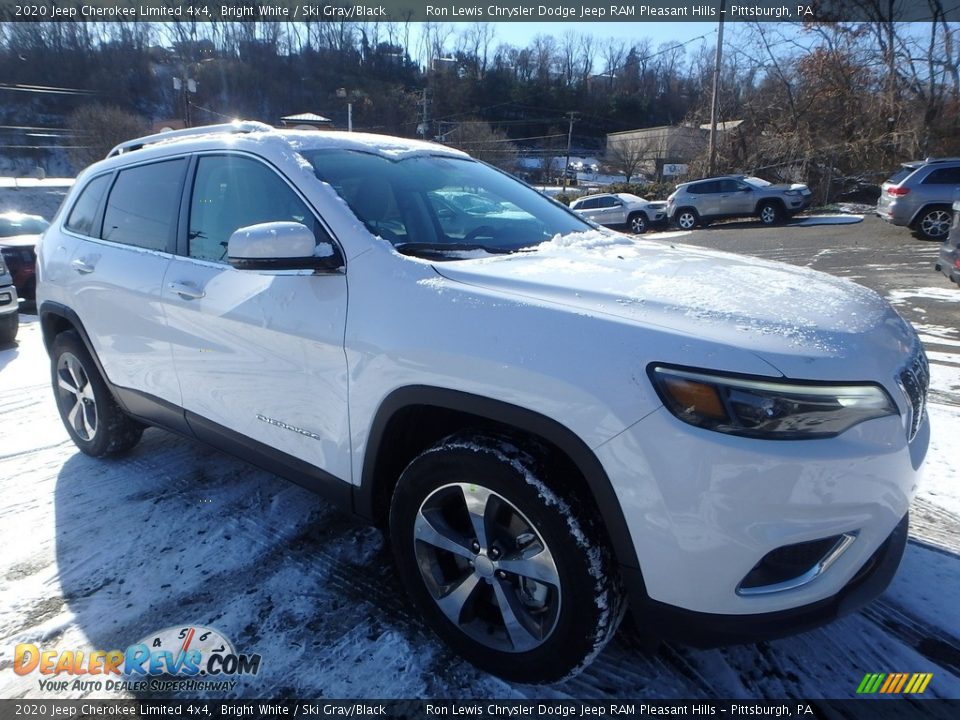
[228,222,341,271]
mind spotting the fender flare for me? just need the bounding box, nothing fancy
[354,385,642,570]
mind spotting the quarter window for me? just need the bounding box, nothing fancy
[65,174,111,237]
[102,159,186,251]
[922,167,960,185]
[188,155,327,263]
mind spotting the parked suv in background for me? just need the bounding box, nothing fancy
[667,175,812,229]
[569,192,666,234]
[877,157,960,240]
[0,211,49,301]
[935,197,960,285]
[0,251,18,344]
[38,123,927,683]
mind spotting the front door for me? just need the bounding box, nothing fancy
[162,153,351,484]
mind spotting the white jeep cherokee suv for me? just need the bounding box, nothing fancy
[37,123,928,683]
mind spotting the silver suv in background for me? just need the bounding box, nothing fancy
[569,193,666,234]
[877,158,960,240]
[0,253,18,345]
[935,197,960,285]
[667,175,811,229]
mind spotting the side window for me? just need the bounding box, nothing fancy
[922,167,960,185]
[578,197,600,210]
[188,155,327,263]
[597,196,618,208]
[102,159,186,251]
[65,174,111,237]
[688,182,715,194]
[716,179,739,193]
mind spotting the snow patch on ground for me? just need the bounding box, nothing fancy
[792,214,864,226]
[888,287,960,305]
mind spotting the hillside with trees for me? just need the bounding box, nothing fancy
[1,14,957,200]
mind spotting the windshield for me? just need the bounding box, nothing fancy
[743,176,772,188]
[300,150,589,255]
[0,215,48,237]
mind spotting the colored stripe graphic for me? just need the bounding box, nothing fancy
[857,672,932,694]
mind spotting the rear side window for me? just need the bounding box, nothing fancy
[886,167,915,185]
[65,174,111,237]
[576,197,600,210]
[102,159,186,251]
[922,167,960,185]
[688,181,717,194]
[597,196,618,208]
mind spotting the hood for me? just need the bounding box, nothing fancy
[433,231,917,382]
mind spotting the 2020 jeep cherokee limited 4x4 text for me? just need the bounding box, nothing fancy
[36,123,928,683]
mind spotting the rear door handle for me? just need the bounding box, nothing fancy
[71,258,95,274]
[168,281,206,300]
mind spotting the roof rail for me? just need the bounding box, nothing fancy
[106,121,273,158]
[923,156,960,164]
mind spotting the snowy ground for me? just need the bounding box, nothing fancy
[1,221,959,703]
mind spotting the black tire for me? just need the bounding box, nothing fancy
[627,212,648,234]
[914,206,952,241]
[51,330,144,457]
[389,431,624,683]
[758,201,783,225]
[674,208,699,230]
[0,310,17,345]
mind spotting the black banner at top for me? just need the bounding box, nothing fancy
[0,0,958,23]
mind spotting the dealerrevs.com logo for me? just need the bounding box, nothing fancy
[14,625,261,693]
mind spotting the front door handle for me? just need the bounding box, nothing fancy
[168,281,206,300]
[71,258,95,274]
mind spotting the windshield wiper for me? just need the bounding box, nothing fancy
[394,242,514,259]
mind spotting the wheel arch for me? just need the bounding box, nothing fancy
[755,197,786,214]
[40,302,101,371]
[354,385,642,571]
[909,202,952,228]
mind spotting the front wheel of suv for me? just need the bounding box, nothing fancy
[628,212,648,234]
[915,206,952,240]
[0,310,17,346]
[389,432,624,683]
[758,201,783,225]
[674,208,700,230]
[51,330,144,457]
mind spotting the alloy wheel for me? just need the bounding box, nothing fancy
[677,212,697,230]
[56,352,98,441]
[920,209,951,240]
[413,482,561,653]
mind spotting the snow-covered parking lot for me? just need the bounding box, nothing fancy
[1,216,959,704]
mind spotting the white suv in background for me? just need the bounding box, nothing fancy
[37,123,928,683]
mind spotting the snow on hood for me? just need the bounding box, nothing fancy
[433,231,918,380]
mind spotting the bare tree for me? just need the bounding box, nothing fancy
[67,105,149,171]
[606,137,654,183]
[443,120,518,171]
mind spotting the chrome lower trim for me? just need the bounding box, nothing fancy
[736,532,859,597]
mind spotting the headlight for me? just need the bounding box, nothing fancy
[783,189,800,196]
[648,365,898,439]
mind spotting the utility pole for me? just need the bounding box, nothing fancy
[417,89,430,139]
[707,0,725,177]
[563,111,577,191]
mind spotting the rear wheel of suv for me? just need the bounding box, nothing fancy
[758,201,783,225]
[674,208,699,230]
[51,330,144,457]
[915,205,952,240]
[389,432,623,683]
[628,212,648,234]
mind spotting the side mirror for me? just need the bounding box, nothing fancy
[739,186,753,192]
[227,222,342,272]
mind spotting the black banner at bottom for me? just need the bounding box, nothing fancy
[0,700,957,720]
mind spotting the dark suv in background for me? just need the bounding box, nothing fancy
[877,158,960,240]
[935,197,960,285]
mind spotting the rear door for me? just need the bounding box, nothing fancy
[161,152,351,485]
[64,158,187,407]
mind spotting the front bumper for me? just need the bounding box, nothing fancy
[595,405,926,619]
[622,512,909,646]
[0,283,18,315]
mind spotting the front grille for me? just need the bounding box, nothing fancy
[898,345,929,442]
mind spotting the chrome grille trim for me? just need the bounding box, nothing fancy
[897,345,929,442]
